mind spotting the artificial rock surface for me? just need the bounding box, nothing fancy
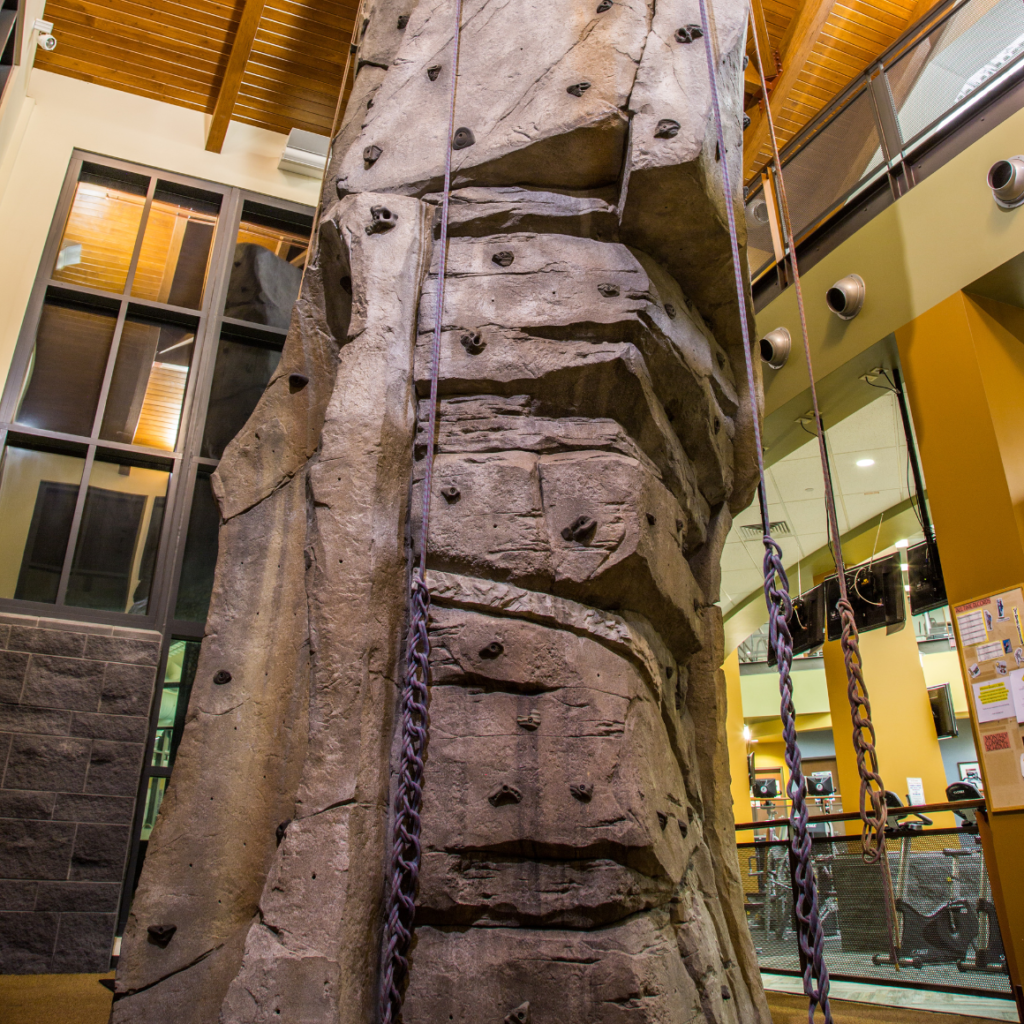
[112,1,768,1022]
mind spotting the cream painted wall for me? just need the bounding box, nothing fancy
[0,66,322,386]
[740,662,830,719]
[922,646,971,717]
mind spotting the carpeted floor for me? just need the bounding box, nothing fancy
[0,973,1013,1024]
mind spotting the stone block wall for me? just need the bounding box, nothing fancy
[0,612,160,973]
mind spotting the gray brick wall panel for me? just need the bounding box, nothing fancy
[36,882,120,913]
[99,663,156,715]
[0,820,76,879]
[0,791,56,819]
[0,704,73,735]
[8,627,87,658]
[51,913,114,972]
[0,881,37,911]
[0,651,29,703]
[22,656,105,712]
[71,712,147,743]
[85,635,159,666]
[3,735,92,792]
[85,741,144,796]
[0,911,59,970]
[70,824,130,882]
[52,794,134,823]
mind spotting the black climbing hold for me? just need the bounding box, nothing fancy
[666,665,675,678]
[665,303,676,318]
[561,515,597,543]
[288,372,309,389]
[460,332,486,354]
[504,1004,532,1024]
[363,144,382,167]
[340,275,352,293]
[367,97,374,109]
[397,14,409,28]
[488,783,522,807]
[722,987,732,1001]
[566,82,591,97]
[147,924,176,947]
[480,641,504,659]
[366,205,397,235]
[655,119,680,139]
[597,283,619,297]
[675,24,702,43]
[276,820,291,845]
[452,127,475,149]
[427,64,441,81]
[350,43,357,54]
[596,0,613,10]
[715,140,721,162]
[492,250,514,267]
[714,416,721,434]
[646,512,656,526]
[441,484,461,502]
[743,55,749,69]
[361,17,369,35]
[570,782,594,802]
[678,819,688,837]
[657,811,669,830]
[213,670,232,685]
[743,113,751,130]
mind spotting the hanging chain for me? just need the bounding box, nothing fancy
[378,1,465,1020]
[696,3,833,1019]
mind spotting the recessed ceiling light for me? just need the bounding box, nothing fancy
[895,538,909,548]
[856,458,875,467]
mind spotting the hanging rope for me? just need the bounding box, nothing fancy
[378,2,464,1022]
[696,4,833,1021]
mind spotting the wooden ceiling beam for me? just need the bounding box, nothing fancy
[206,0,269,153]
[743,0,840,182]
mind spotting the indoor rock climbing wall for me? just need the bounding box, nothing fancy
[111,1,768,1023]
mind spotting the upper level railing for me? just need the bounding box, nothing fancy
[745,0,1024,283]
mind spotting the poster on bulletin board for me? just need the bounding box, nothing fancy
[954,587,1024,811]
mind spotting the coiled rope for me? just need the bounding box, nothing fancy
[378,2,464,1022]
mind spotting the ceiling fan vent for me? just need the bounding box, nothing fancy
[740,520,791,539]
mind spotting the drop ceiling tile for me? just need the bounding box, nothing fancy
[826,394,900,454]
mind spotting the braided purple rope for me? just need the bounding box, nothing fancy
[764,536,832,1024]
[694,1,833,1018]
[378,1,464,1020]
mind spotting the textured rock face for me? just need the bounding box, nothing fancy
[112,1,766,1022]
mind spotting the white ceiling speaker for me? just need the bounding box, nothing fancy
[279,128,330,178]
[759,327,791,369]
[987,157,1024,209]
[826,274,865,320]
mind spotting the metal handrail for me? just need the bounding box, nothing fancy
[735,797,985,832]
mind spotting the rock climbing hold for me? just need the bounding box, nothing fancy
[366,205,397,235]
[722,987,732,1001]
[363,144,382,167]
[714,417,721,434]
[147,924,176,947]
[288,372,309,389]
[492,250,514,267]
[678,819,688,837]
[561,515,597,543]
[397,14,409,28]
[665,303,676,318]
[480,641,504,659]
[517,710,541,730]
[596,0,613,10]
[646,512,656,526]
[340,275,352,293]
[716,351,727,369]
[452,127,475,149]
[743,114,751,130]
[213,670,232,685]
[441,484,461,502]
[675,25,703,43]
[570,782,594,802]
[460,332,486,354]
[655,119,680,139]
[427,64,441,81]
[488,783,522,807]
[597,283,619,297]
[276,820,291,845]
[566,82,591,97]
[657,811,669,830]
[504,1002,532,1024]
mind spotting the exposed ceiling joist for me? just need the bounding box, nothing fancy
[206,0,270,153]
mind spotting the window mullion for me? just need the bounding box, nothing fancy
[54,443,96,606]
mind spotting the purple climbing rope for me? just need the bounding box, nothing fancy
[378,1,465,1022]
[695,1,833,1020]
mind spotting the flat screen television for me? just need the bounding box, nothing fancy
[908,540,947,615]
[807,772,834,797]
[929,682,959,739]
[768,584,825,665]
[752,777,780,800]
[824,552,905,641]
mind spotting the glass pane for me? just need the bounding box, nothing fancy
[99,317,195,450]
[15,302,118,436]
[140,776,167,841]
[130,185,220,309]
[65,456,171,614]
[174,472,219,621]
[152,639,199,768]
[225,216,310,328]
[52,171,149,293]
[0,446,86,603]
[201,334,282,459]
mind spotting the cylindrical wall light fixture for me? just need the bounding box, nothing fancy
[826,274,865,320]
[988,157,1024,209]
[759,327,791,369]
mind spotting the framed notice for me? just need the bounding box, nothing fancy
[954,587,1024,812]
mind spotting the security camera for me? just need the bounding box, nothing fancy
[759,327,791,369]
[33,19,56,51]
[826,274,865,320]
[987,157,1024,209]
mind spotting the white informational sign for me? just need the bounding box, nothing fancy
[957,608,988,646]
[1009,668,1024,725]
[972,677,1017,724]
[906,777,925,806]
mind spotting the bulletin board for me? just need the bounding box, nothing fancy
[953,586,1024,812]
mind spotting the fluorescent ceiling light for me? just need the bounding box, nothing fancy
[900,563,909,571]
[895,538,909,548]
[856,458,875,467]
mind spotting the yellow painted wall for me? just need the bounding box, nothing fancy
[723,649,753,824]
[921,647,970,717]
[823,621,954,828]
[0,67,321,387]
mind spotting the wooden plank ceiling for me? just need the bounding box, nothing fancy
[35,0,935,172]
[744,0,939,182]
[34,0,358,150]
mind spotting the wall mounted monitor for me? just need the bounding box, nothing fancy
[752,778,780,799]
[824,552,906,641]
[768,584,825,665]
[807,772,835,797]
[929,682,959,739]
[907,540,947,615]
